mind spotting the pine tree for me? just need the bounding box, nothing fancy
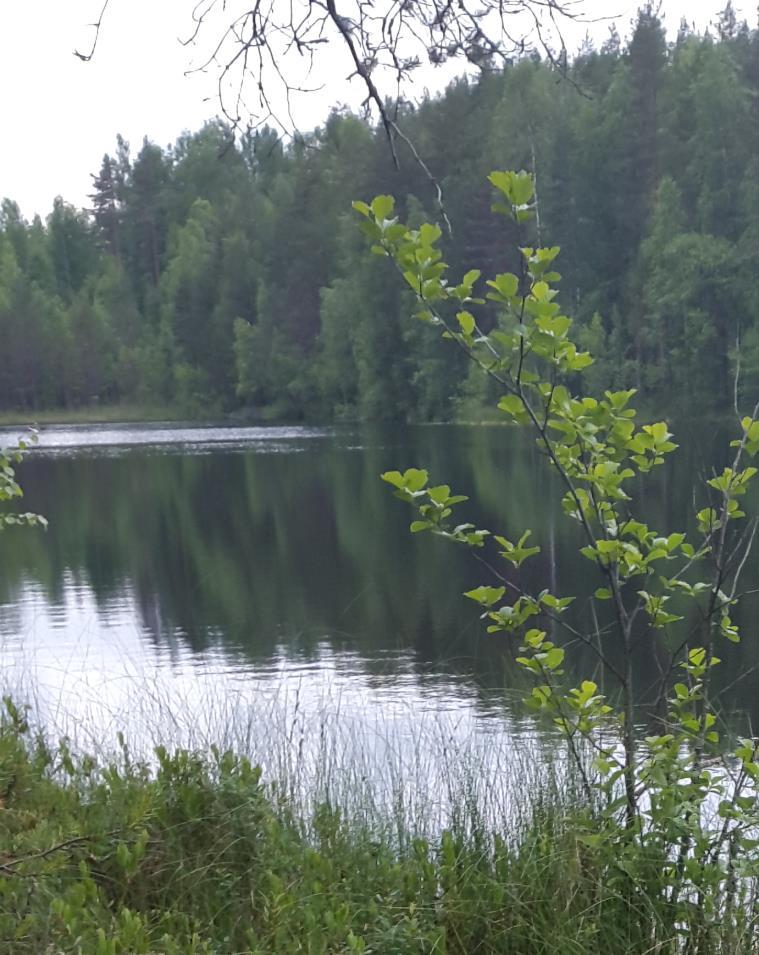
[90,154,123,259]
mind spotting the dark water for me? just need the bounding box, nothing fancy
[1,421,757,781]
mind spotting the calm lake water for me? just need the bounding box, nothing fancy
[1,421,758,810]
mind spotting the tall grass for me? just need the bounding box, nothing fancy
[0,700,606,954]
[1,647,557,840]
[3,691,759,953]
[3,648,759,953]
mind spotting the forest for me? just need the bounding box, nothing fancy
[1,3,758,421]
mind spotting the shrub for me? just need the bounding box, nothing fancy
[356,171,759,950]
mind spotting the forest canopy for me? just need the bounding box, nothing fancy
[2,4,758,421]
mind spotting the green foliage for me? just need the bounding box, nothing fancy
[5,705,759,955]
[0,436,46,532]
[366,166,759,949]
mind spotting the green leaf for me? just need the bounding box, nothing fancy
[689,647,706,667]
[540,593,574,611]
[380,471,404,489]
[498,395,523,417]
[403,468,428,492]
[370,195,395,220]
[456,311,476,336]
[464,586,505,607]
[427,485,451,504]
[487,273,519,299]
[524,628,545,648]
[543,647,565,670]
[419,222,442,245]
[511,172,535,206]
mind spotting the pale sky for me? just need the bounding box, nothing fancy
[0,0,746,218]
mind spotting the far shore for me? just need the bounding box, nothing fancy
[0,402,739,431]
[0,404,186,428]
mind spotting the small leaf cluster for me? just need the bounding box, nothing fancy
[0,435,47,531]
[380,467,473,537]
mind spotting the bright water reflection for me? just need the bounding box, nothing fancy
[0,422,335,456]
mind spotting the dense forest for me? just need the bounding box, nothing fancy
[1,3,758,420]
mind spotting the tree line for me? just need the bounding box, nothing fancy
[1,2,757,420]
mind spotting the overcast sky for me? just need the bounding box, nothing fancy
[0,0,746,218]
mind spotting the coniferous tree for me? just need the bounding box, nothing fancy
[90,154,123,259]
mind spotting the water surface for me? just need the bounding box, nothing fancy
[1,421,757,810]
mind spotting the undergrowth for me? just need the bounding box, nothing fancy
[2,701,758,954]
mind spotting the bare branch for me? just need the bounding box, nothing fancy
[76,0,595,217]
[73,0,112,62]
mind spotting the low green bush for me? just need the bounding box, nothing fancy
[1,701,757,954]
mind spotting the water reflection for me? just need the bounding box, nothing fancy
[1,421,758,774]
[2,570,550,830]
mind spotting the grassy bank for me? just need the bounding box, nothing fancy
[0,404,188,428]
[2,704,758,954]
[0,403,312,429]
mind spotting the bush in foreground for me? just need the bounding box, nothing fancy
[7,701,754,954]
[354,167,759,953]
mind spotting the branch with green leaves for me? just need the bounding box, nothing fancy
[355,169,759,936]
[0,435,46,532]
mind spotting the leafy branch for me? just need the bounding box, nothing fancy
[355,168,759,946]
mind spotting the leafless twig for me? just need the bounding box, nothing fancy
[73,0,112,62]
[76,1,594,221]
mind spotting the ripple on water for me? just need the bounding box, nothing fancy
[0,423,338,457]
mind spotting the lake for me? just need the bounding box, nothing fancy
[1,420,757,817]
